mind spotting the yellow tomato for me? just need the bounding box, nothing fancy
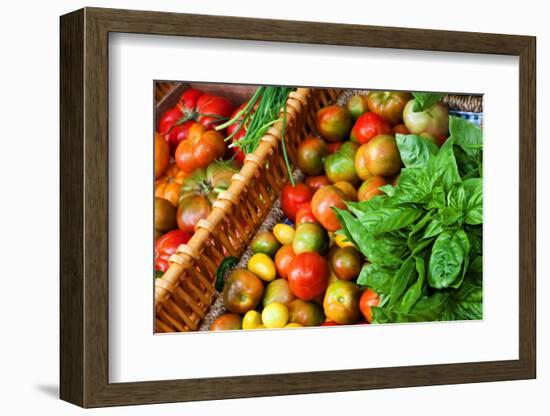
[262,302,289,328]
[273,223,295,245]
[335,233,356,248]
[248,253,276,282]
[242,310,263,330]
[285,323,303,328]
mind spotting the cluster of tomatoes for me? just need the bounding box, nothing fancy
[211,91,450,331]
[154,88,249,273]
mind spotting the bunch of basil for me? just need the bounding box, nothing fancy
[336,115,483,323]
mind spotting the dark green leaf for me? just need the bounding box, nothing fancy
[463,178,483,225]
[428,137,461,192]
[336,209,406,268]
[396,134,439,168]
[412,92,445,112]
[357,263,394,294]
[358,207,423,235]
[388,256,416,308]
[428,231,465,288]
[442,279,483,320]
[398,256,426,313]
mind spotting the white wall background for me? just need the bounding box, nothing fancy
[0,0,546,414]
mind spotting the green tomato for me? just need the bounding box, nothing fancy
[324,141,360,185]
[292,222,329,255]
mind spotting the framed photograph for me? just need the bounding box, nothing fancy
[60,7,536,408]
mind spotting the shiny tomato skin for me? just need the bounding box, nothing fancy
[155,229,192,272]
[295,202,317,225]
[223,269,264,314]
[275,245,295,279]
[311,185,348,232]
[316,105,352,142]
[158,107,195,153]
[281,183,314,221]
[363,134,402,177]
[359,288,380,323]
[174,123,226,173]
[366,91,412,125]
[352,112,393,145]
[329,246,362,280]
[293,222,329,255]
[179,88,235,130]
[210,313,243,331]
[346,94,370,120]
[176,193,212,234]
[323,280,361,325]
[297,136,329,176]
[402,99,449,138]
[287,252,330,300]
[305,175,331,192]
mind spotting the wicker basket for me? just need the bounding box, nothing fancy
[154,85,482,333]
[155,86,341,332]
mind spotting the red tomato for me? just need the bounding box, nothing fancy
[158,88,235,153]
[359,288,380,323]
[311,185,348,232]
[351,112,392,145]
[287,252,329,300]
[305,175,331,192]
[281,183,314,221]
[295,202,317,225]
[174,123,226,173]
[158,108,195,153]
[155,229,192,272]
[179,88,235,130]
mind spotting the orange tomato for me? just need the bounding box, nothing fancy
[155,132,170,179]
[155,163,188,206]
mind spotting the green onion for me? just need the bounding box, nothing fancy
[216,86,295,184]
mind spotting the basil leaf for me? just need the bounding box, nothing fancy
[336,209,406,268]
[372,292,449,323]
[423,215,444,239]
[412,92,445,112]
[378,184,396,197]
[398,256,426,313]
[449,115,482,156]
[463,178,483,225]
[449,229,471,289]
[357,263,394,294]
[358,207,423,235]
[428,230,465,289]
[428,137,461,192]
[427,186,446,209]
[442,279,483,321]
[396,134,439,168]
[388,256,416,308]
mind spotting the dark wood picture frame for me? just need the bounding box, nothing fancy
[60,7,536,408]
